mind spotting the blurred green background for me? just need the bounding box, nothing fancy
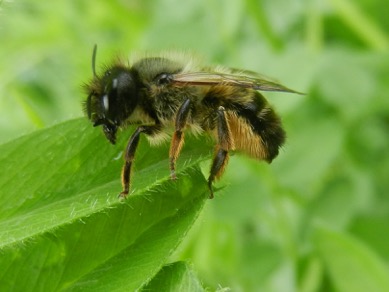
[1,0,389,291]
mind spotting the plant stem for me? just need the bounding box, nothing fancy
[330,0,389,51]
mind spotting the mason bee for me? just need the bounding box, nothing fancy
[84,46,299,199]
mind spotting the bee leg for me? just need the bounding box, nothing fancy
[120,125,162,199]
[169,98,191,180]
[208,106,233,199]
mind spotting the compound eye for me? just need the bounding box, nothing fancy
[156,73,172,85]
[102,94,109,112]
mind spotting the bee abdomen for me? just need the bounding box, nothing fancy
[254,107,285,161]
[228,102,285,162]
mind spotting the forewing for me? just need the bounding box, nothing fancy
[172,72,301,94]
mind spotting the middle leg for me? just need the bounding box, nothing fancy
[169,98,191,179]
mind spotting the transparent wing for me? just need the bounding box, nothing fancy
[172,72,302,94]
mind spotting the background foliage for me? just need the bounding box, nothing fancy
[1,0,389,291]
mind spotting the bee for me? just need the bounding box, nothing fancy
[83,45,299,199]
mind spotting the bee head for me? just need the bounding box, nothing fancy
[84,46,139,144]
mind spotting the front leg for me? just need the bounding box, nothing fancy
[169,98,191,180]
[120,124,162,199]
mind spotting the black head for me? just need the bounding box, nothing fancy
[84,46,139,144]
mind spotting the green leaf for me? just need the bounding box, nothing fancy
[0,118,211,290]
[314,226,389,292]
[141,261,204,292]
[350,214,389,262]
[67,197,206,291]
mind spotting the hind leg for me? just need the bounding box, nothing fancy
[207,106,234,198]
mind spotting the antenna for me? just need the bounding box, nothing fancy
[91,44,97,78]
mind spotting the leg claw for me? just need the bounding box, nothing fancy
[118,190,129,200]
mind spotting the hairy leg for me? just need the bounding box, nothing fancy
[208,106,234,198]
